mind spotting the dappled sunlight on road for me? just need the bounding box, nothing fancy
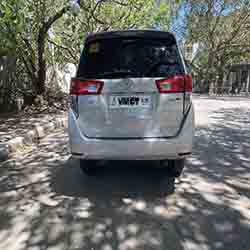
[0,112,64,143]
[0,97,250,250]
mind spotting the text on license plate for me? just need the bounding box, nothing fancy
[109,96,151,108]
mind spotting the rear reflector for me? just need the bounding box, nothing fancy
[156,74,192,93]
[70,79,104,95]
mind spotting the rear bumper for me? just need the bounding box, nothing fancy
[68,105,195,160]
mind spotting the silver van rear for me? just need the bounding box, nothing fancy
[68,30,194,177]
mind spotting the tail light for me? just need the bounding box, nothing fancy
[69,79,103,118]
[184,74,193,92]
[70,79,104,95]
[155,74,192,93]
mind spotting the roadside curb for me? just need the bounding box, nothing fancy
[0,116,67,163]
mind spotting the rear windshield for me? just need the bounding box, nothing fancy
[77,38,184,79]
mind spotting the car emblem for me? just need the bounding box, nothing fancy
[124,79,134,89]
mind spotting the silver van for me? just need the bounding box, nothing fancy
[68,30,195,178]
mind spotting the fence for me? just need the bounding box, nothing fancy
[0,56,18,112]
[209,86,250,96]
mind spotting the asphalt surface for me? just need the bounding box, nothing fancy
[0,96,250,250]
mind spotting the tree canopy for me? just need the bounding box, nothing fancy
[0,0,173,98]
[184,0,250,92]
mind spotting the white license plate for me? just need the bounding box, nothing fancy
[109,95,151,109]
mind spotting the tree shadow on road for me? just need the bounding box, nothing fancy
[50,158,181,250]
[174,106,250,250]
[53,158,175,200]
[0,130,183,250]
[0,106,250,250]
[48,106,250,250]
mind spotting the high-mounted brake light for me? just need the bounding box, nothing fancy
[156,74,192,93]
[70,79,104,95]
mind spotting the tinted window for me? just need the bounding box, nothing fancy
[77,38,184,79]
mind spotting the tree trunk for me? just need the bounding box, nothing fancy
[203,53,214,93]
[37,31,46,95]
[34,7,67,96]
[216,55,227,94]
[216,70,224,94]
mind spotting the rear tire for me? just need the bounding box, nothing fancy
[80,159,99,176]
[160,159,185,178]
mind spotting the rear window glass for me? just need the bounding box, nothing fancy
[77,38,184,79]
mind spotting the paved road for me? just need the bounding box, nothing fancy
[0,96,250,250]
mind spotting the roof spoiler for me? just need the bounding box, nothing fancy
[85,30,176,45]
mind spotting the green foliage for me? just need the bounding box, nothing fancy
[153,2,171,29]
[1,0,174,98]
[52,0,172,65]
[0,0,24,55]
[185,0,250,91]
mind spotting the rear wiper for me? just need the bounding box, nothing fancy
[95,70,135,78]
